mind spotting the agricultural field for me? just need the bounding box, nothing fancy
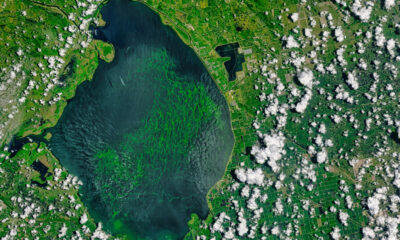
[1,0,400,239]
[0,143,110,239]
[0,0,115,238]
[140,0,400,239]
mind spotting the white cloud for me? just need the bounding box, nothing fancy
[346,72,359,90]
[330,227,341,240]
[316,148,328,164]
[235,168,265,186]
[367,195,380,216]
[394,167,400,189]
[92,223,109,240]
[273,198,284,215]
[295,89,312,113]
[241,185,250,198]
[285,35,300,48]
[297,69,314,88]
[334,27,345,42]
[384,0,396,9]
[375,26,386,47]
[387,39,396,57]
[80,213,88,225]
[271,225,280,235]
[362,227,376,239]
[251,132,286,172]
[58,224,67,238]
[351,0,374,22]
[237,209,248,236]
[304,28,313,38]
[212,212,230,233]
[339,210,349,226]
[290,13,299,22]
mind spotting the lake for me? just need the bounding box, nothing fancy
[48,0,234,239]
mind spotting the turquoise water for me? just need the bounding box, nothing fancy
[48,0,234,239]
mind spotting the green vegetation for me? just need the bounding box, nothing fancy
[2,0,400,238]
[95,40,115,63]
[0,143,101,239]
[0,0,110,145]
[137,0,400,239]
[93,49,223,237]
[0,0,118,238]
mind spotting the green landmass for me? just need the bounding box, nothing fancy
[0,0,117,238]
[136,0,400,239]
[2,0,400,239]
[0,142,102,239]
[95,40,115,63]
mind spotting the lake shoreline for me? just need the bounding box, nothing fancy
[47,0,234,238]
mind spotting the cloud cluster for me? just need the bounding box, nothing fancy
[251,132,286,172]
[235,168,265,186]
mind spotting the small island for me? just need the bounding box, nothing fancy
[94,40,115,63]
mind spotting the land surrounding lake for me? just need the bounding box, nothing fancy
[47,0,234,239]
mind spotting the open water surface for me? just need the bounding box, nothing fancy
[48,0,234,239]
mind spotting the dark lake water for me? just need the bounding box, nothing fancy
[47,0,234,239]
[215,43,244,81]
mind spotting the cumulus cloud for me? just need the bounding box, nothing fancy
[334,27,345,42]
[384,0,396,10]
[92,223,110,240]
[80,213,88,225]
[237,209,248,236]
[330,227,341,240]
[251,132,286,172]
[346,72,359,90]
[316,148,328,164]
[212,212,230,233]
[351,0,374,22]
[362,227,376,239]
[295,89,312,113]
[284,35,300,48]
[297,69,314,88]
[290,13,299,22]
[235,168,265,186]
[339,210,349,226]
